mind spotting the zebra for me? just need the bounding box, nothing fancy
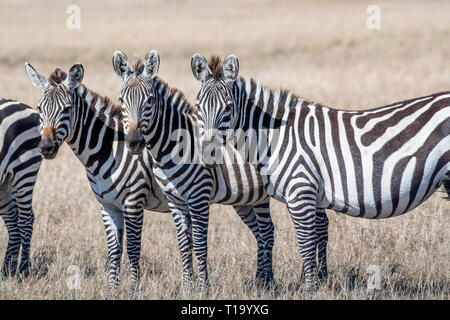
[190,54,450,290]
[24,62,171,297]
[0,99,42,278]
[112,50,275,292]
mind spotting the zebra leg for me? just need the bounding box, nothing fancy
[0,187,20,277]
[315,208,329,282]
[300,208,329,283]
[123,210,143,297]
[253,200,274,283]
[12,187,35,277]
[168,202,194,295]
[287,195,319,291]
[101,207,124,299]
[232,205,264,281]
[188,201,210,292]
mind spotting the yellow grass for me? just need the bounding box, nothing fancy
[0,0,449,299]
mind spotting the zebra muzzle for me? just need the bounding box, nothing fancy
[38,137,58,159]
[126,130,145,155]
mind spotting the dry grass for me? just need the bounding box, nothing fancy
[0,0,449,299]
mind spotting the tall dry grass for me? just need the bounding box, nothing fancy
[0,0,449,299]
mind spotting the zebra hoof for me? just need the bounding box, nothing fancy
[18,263,30,278]
[304,279,319,292]
[196,278,210,297]
[255,271,274,288]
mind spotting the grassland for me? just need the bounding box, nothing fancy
[0,0,449,299]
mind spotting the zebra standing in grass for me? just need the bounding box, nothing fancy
[24,63,171,297]
[0,99,42,278]
[112,50,275,291]
[191,54,450,290]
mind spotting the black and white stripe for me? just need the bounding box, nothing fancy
[191,54,450,290]
[25,63,170,297]
[113,51,275,292]
[0,98,42,278]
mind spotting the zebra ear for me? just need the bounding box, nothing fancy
[66,63,84,90]
[191,54,210,82]
[112,50,130,80]
[25,62,47,91]
[222,54,239,83]
[144,50,160,79]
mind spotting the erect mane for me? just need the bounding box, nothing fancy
[207,55,223,80]
[78,84,124,131]
[48,68,67,86]
[131,56,144,75]
[155,77,196,114]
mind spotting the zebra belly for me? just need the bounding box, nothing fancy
[322,179,445,219]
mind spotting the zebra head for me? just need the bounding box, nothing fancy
[112,50,159,155]
[25,63,83,159]
[191,54,239,167]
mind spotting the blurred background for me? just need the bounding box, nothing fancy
[0,0,449,299]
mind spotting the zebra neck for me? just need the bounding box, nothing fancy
[66,85,124,168]
[144,79,198,163]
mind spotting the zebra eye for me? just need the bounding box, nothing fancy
[118,97,124,104]
[146,97,152,104]
[36,106,42,113]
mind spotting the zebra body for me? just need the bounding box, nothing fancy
[0,99,42,277]
[191,54,450,290]
[113,51,275,291]
[25,63,169,297]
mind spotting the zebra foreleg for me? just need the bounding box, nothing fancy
[315,208,329,282]
[123,210,144,297]
[168,202,194,296]
[253,200,274,284]
[287,194,319,292]
[232,205,263,280]
[13,189,35,277]
[300,208,329,284]
[101,208,124,299]
[188,200,211,293]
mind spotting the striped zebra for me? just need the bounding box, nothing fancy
[0,99,42,278]
[112,50,275,291]
[24,63,170,297]
[191,54,450,290]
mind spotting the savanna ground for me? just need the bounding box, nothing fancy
[0,0,449,299]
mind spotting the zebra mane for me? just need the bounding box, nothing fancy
[48,68,67,86]
[155,77,196,114]
[207,55,223,80]
[240,77,313,118]
[132,56,144,75]
[78,84,124,131]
